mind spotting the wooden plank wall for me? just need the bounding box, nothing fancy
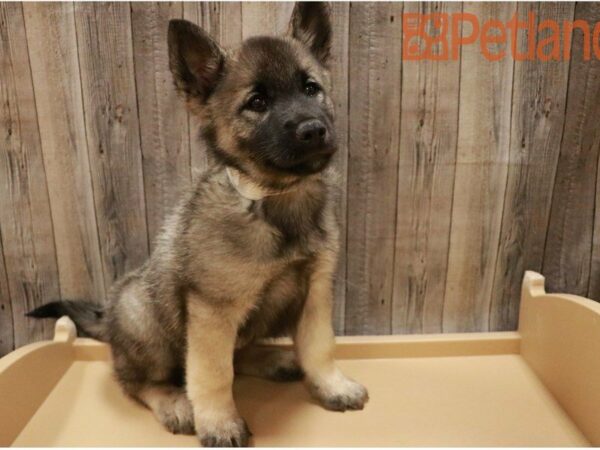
[1,2,600,354]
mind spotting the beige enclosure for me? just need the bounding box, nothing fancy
[1,271,599,447]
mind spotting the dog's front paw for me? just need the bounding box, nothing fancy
[155,390,195,435]
[197,416,251,447]
[308,371,369,412]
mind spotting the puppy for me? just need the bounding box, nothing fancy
[28,2,368,446]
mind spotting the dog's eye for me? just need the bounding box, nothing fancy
[247,94,268,113]
[304,81,321,97]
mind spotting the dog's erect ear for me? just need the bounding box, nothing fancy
[288,2,332,65]
[168,19,224,102]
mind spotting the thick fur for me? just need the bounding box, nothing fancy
[28,3,367,447]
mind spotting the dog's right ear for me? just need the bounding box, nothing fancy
[288,2,332,65]
[168,19,224,103]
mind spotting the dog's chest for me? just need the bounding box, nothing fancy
[230,197,327,343]
[236,256,312,345]
[190,178,333,306]
[221,186,328,262]
[253,197,325,257]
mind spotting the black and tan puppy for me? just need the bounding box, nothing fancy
[28,2,368,446]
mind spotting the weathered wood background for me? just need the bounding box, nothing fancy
[1,2,600,355]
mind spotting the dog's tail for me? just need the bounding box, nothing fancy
[26,300,107,341]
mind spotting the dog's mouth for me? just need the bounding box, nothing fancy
[269,150,335,176]
[267,146,337,176]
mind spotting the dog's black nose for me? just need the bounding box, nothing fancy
[296,119,327,146]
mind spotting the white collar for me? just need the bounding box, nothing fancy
[226,167,275,201]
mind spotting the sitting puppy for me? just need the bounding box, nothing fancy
[28,2,368,446]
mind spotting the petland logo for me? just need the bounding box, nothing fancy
[403,12,600,61]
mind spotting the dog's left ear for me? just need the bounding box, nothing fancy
[288,2,332,65]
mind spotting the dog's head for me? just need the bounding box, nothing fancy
[168,3,336,188]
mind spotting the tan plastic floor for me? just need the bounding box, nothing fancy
[13,355,587,447]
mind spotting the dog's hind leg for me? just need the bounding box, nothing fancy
[234,345,304,382]
[123,382,195,435]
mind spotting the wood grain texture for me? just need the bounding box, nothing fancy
[329,2,350,334]
[392,2,461,334]
[240,2,295,38]
[0,2,59,346]
[345,2,403,335]
[544,2,600,297]
[591,164,600,300]
[489,2,573,331]
[443,2,516,332]
[74,2,149,288]
[23,2,106,302]
[189,2,243,49]
[131,2,191,249]
[0,237,13,356]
